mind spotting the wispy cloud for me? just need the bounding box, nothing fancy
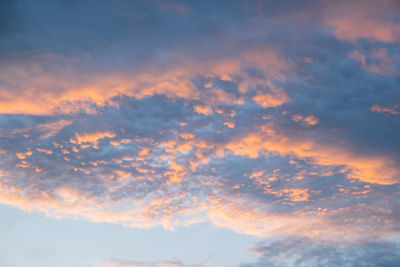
[92,258,203,267]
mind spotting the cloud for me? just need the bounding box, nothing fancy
[242,238,400,267]
[370,104,400,115]
[252,88,288,108]
[350,47,398,75]
[223,123,400,184]
[0,45,290,115]
[0,93,399,241]
[92,258,202,267]
[323,0,400,43]
[0,1,400,265]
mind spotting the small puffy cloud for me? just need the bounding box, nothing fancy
[193,105,213,115]
[292,115,318,126]
[252,88,289,108]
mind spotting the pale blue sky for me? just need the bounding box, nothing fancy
[0,205,261,267]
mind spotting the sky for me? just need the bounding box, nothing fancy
[0,0,400,266]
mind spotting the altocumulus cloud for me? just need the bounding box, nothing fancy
[0,0,400,266]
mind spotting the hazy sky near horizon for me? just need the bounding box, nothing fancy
[1,0,400,266]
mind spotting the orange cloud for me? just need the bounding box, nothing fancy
[224,124,399,184]
[71,131,116,149]
[292,114,318,126]
[326,17,400,42]
[252,88,289,108]
[193,105,213,115]
[16,151,33,159]
[370,104,400,115]
[323,1,400,43]
[0,46,291,115]
[223,120,236,128]
[36,148,53,154]
[204,192,398,242]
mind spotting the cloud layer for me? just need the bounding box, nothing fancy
[1,0,400,266]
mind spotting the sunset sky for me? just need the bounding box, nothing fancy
[1,0,400,266]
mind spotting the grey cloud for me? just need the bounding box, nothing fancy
[242,238,400,267]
